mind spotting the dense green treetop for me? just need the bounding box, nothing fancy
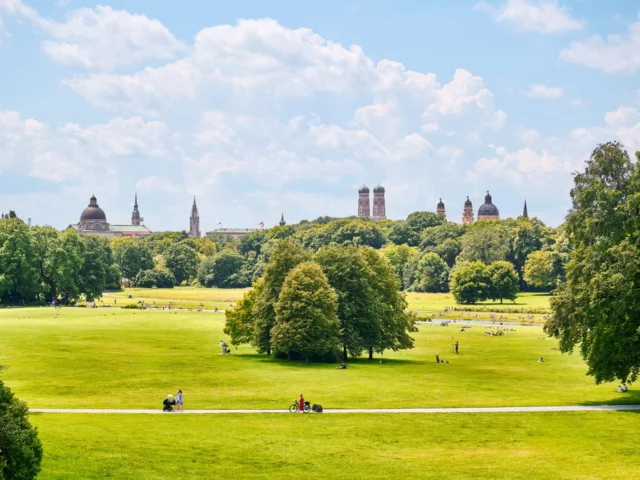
[546,142,640,384]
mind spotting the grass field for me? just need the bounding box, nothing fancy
[100,288,552,322]
[31,412,640,479]
[0,306,633,409]
[2,296,637,479]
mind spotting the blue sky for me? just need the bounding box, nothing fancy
[1,0,639,231]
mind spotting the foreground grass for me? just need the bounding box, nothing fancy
[1,307,634,409]
[101,288,551,321]
[31,412,640,479]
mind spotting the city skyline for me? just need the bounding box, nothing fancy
[1,1,639,230]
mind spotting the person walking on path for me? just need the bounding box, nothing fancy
[220,340,228,355]
[299,394,305,413]
[455,342,459,354]
[175,390,184,412]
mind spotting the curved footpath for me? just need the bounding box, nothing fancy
[30,405,640,414]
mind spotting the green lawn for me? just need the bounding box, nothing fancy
[100,288,551,322]
[31,412,640,479]
[0,306,633,409]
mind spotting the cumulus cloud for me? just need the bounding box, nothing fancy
[0,110,174,183]
[468,145,574,185]
[476,0,583,34]
[524,84,564,99]
[560,12,640,74]
[0,2,185,71]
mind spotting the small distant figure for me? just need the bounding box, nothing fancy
[455,342,459,354]
[336,363,347,369]
[435,355,440,363]
[617,384,628,393]
[114,298,117,305]
[299,393,305,413]
[220,340,228,355]
[175,390,184,412]
[538,357,544,363]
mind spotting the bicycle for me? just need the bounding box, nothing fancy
[289,400,311,413]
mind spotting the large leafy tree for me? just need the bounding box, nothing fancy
[545,142,640,384]
[315,245,378,360]
[210,249,246,287]
[524,250,564,290]
[449,261,491,304]
[405,211,444,236]
[412,252,449,293]
[112,238,154,280]
[458,225,510,264]
[224,280,263,347]
[360,247,416,358]
[30,227,85,303]
[164,243,199,284]
[487,261,519,304]
[387,221,421,247]
[380,244,420,289]
[0,374,43,480]
[271,262,340,362]
[78,235,110,301]
[0,218,40,303]
[253,239,310,355]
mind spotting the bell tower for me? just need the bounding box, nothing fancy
[189,196,201,238]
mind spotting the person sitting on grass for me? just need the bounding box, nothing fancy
[538,357,544,363]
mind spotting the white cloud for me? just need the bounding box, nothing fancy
[468,145,573,185]
[0,2,185,71]
[524,84,564,99]
[136,175,180,193]
[560,13,640,74]
[476,0,583,34]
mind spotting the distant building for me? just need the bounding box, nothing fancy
[476,191,500,222]
[437,198,446,220]
[357,185,370,219]
[189,197,201,238]
[372,184,386,221]
[73,194,152,238]
[523,199,529,218]
[207,228,257,239]
[462,196,474,225]
[279,213,286,226]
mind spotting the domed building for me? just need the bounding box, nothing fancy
[477,191,500,222]
[437,198,446,220]
[74,194,152,238]
[462,196,474,224]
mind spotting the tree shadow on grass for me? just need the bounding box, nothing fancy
[235,353,422,368]
[579,391,640,406]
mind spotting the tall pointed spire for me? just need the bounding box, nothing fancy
[523,199,528,218]
[279,212,286,226]
[131,193,141,226]
[189,196,201,237]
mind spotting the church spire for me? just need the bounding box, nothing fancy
[279,212,286,226]
[131,193,141,226]
[523,199,528,218]
[189,196,201,238]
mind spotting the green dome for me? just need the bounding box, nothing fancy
[358,185,370,194]
[373,184,385,193]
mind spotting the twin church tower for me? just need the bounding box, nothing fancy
[357,184,387,221]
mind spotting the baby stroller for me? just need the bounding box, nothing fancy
[163,394,176,412]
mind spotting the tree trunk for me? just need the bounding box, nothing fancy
[500,298,503,304]
[287,351,292,361]
[368,347,373,360]
[343,343,347,361]
[267,347,271,356]
[304,355,310,364]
